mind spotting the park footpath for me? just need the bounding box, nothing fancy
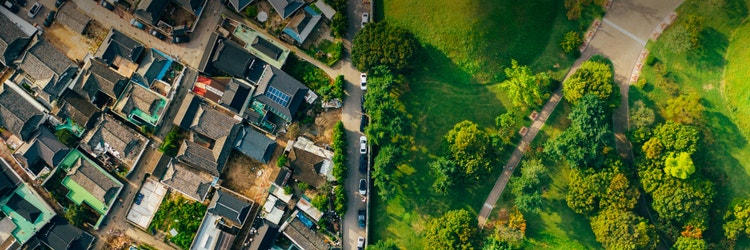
[477,0,684,227]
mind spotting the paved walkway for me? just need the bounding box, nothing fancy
[477,0,684,227]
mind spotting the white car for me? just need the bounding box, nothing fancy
[361,13,369,28]
[27,2,41,18]
[357,237,365,250]
[360,73,367,91]
[359,136,367,154]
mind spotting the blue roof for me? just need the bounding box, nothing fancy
[234,126,277,163]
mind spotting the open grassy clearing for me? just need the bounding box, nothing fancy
[634,0,750,246]
[370,0,601,248]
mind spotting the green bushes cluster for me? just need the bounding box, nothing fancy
[331,121,346,183]
[325,0,347,37]
[149,195,207,250]
[159,127,183,157]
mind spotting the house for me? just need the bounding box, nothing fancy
[233,125,276,164]
[14,128,69,180]
[32,215,95,250]
[126,178,167,229]
[313,1,336,20]
[134,0,208,31]
[0,158,55,247]
[191,189,253,250]
[0,81,48,142]
[173,93,240,176]
[286,137,334,189]
[247,219,280,250]
[279,210,329,250]
[57,3,91,34]
[74,58,129,109]
[95,29,145,78]
[79,114,149,176]
[131,48,181,97]
[191,76,254,118]
[261,193,286,226]
[113,81,168,128]
[283,6,323,45]
[246,65,310,131]
[15,40,78,107]
[0,8,35,67]
[55,90,100,136]
[231,22,290,69]
[198,33,264,80]
[133,0,170,26]
[227,0,254,13]
[55,149,124,230]
[268,0,305,19]
[160,160,213,202]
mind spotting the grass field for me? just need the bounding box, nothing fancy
[634,0,750,246]
[370,0,599,248]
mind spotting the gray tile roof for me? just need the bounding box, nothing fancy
[0,12,32,66]
[96,29,145,66]
[118,83,166,124]
[228,0,254,12]
[37,215,95,250]
[173,0,206,14]
[284,7,322,44]
[133,0,168,25]
[17,40,78,101]
[207,36,257,78]
[0,157,21,198]
[57,3,91,34]
[176,140,220,176]
[191,104,236,140]
[282,216,328,250]
[209,190,251,227]
[81,114,148,168]
[79,58,128,102]
[251,37,284,61]
[18,128,69,175]
[219,78,253,114]
[234,126,276,163]
[67,158,121,205]
[288,147,326,188]
[161,161,212,202]
[135,49,169,86]
[0,85,46,141]
[253,66,308,121]
[268,0,304,19]
[58,91,99,129]
[7,192,42,222]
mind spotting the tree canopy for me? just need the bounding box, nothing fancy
[424,209,477,250]
[500,60,551,108]
[545,94,612,168]
[510,159,548,212]
[652,121,700,154]
[724,199,750,241]
[430,156,459,195]
[563,60,615,104]
[590,209,659,250]
[663,93,704,125]
[352,22,419,73]
[445,120,493,178]
[664,152,696,179]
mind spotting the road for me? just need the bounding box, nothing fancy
[477,0,684,227]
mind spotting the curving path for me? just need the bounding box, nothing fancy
[478,0,684,227]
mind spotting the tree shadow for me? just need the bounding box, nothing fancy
[723,0,749,24]
[689,27,729,70]
[704,111,748,149]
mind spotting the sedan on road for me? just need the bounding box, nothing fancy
[359,154,367,174]
[360,73,367,91]
[361,13,369,28]
[359,179,367,196]
[359,136,367,154]
[358,209,366,228]
[357,237,365,250]
[27,2,40,18]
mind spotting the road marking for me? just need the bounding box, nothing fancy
[483,203,493,209]
[603,18,647,45]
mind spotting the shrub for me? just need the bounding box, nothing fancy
[560,31,583,53]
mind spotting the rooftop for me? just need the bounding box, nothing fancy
[77,58,129,107]
[283,7,322,44]
[114,82,168,127]
[134,48,174,88]
[233,126,276,164]
[80,114,149,171]
[0,184,55,244]
[0,8,34,66]
[16,40,78,103]
[57,3,91,34]
[126,178,167,229]
[199,33,264,79]
[0,82,47,141]
[268,0,305,19]
[160,161,213,202]
[57,90,100,130]
[133,0,169,25]
[15,128,70,177]
[35,215,95,250]
[252,66,309,121]
[232,24,290,69]
[281,211,328,250]
[208,190,252,228]
[58,149,123,216]
[95,29,144,77]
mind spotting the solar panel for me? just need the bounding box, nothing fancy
[265,86,290,106]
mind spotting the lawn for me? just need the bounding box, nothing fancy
[370,0,599,248]
[633,0,750,246]
[149,193,207,250]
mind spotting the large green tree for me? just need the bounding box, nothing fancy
[424,209,477,250]
[500,60,550,108]
[510,159,548,212]
[352,22,419,73]
[495,111,521,145]
[663,93,704,125]
[652,121,700,154]
[566,168,613,215]
[590,209,659,250]
[545,94,612,168]
[562,60,614,104]
[724,199,750,241]
[371,145,402,200]
[600,173,640,211]
[673,236,707,250]
[430,156,459,195]
[650,177,714,225]
[664,152,696,180]
[445,120,493,178]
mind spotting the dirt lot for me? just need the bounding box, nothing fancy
[44,20,108,62]
[221,150,282,203]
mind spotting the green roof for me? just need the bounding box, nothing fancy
[0,184,55,244]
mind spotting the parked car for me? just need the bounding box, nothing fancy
[100,0,114,11]
[2,1,19,13]
[359,136,367,154]
[359,154,367,174]
[54,0,64,8]
[360,73,367,91]
[359,115,368,132]
[358,209,366,228]
[361,13,369,28]
[357,237,365,250]
[130,18,144,29]
[27,2,40,18]
[358,179,367,195]
[172,35,190,44]
[150,28,166,40]
[15,0,26,7]
[43,10,55,27]
[360,95,365,112]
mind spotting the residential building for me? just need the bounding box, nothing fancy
[134,0,208,33]
[0,8,35,67]
[268,0,305,19]
[74,58,129,109]
[95,29,145,78]
[279,211,328,250]
[231,22,290,69]
[133,0,170,26]
[191,76,255,118]
[159,160,213,202]
[313,1,336,20]
[173,93,240,176]
[286,136,334,189]
[246,65,310,132]
[283,6,323,45]
[31,215,95,250]
[14,128,69,180]
[191,189,254,250]
[113,81,168,128]
[79,114,149,176]
[0,158,55,248]
[131,48,183,98]
[227,0,254,13]
[15,40,79,107]
[233,125,276,164]
[126,178,167,229]
[55,90,100,136]
[0,81,48,143]
[56,3,92,35]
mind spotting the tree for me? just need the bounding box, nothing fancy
[600,173,640,211]
[545,95,612,168]
[630,100,655,128]
[445,121,493,178]
[430,157,459,195]
[352,22,419,73]
[510,159,548,212]
[496,111,521,145]
[560,31,583,53]
[424,209,477,250]
[641,137,664,160]
[664,93,704,125]
[590,209,659,249]
[65,204,87,227]
[684,15,704,49]
[564,0,605,20]
[650,177,714,225]
[566,169,613,214]
[500,60,547,108]
[489,208,527,249]
[372,145,402,200]
[652,122,700,154]
[664,152,696,179]
[723,199,750,241]
[368,239,399,250]
[563,60,614,104]
[673,236,707,250]
[664,24,692,54]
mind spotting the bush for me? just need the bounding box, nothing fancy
[276,154,288,167]
[331,121,347,183]
[284,185,293,195]
[560,31,583,53]
[352,22,419,73]
[333,185,346,214]
[244,5,258,18]
[159,127,183,157]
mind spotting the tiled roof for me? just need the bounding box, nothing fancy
[283,7,322,44]
[176,140,220,176]
[67,158,120,204]
[268,0,304,19]
[7,192,42,223]
[58,90,99,128]
[79,58,128,101]
[210,37,256,78]
[191,104,236,140]
[228,0,254,12]
[118,84,166,122]
[96,29,145,65]
[19,128,69,175]
[234,126,276,164]
[133,0,168,25]
[57,3,91,34]
[0,12,32,66]
[209,190,251,227]
[288,148,326,188]
[253,66,309,120]
[161,161,212,202]
[36,216,94,250]
[0,85,45,141]
[17,41,77,101]
[282,216,328,250]
[81,114,147,167]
